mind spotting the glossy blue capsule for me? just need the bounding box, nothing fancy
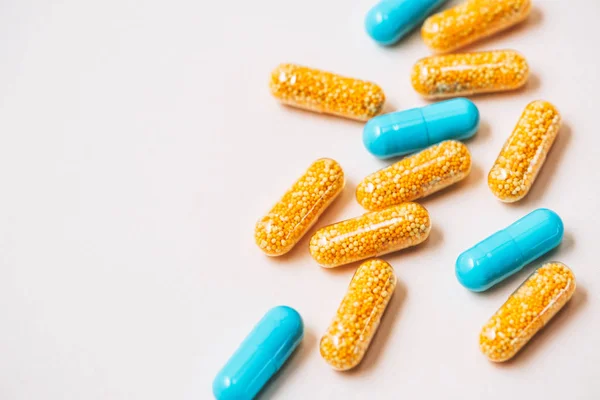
[456,209,564,292]
[365,0,449,45]
[363,98,479,159]
[213,306,304,400]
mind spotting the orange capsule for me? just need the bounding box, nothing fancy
[320,259,397,370]
[480,262,576,362]
[356,141,471,211]
[422,0,532,53]
[411,50,529,99]
[488,101,561,202]
[255,158,345,256]
[309,202,431,268]
[270,64,385,121]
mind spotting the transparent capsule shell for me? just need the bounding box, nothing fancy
[320,259,397,370]
[411,50,529,99]
[269,63,386,121]
[356,140,471,211]
[255,158,345,256]
[488,100,561,202]
[422,0,532,53]
[309,202,431,268]
[480,262,576,362]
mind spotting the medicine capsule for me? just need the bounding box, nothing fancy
[363,98,479,159]
[269,63,385,121]
[356,141,471,211]
[422,0,532,53]
[489,100,561,202]
[411,50,529,99]
[456,208,564,292]
[255,158,345,256]
[320,259,397,370]
[309,202,430,268]
[365,0,449,46]
[480,262,576,362]
[213,306,304,400]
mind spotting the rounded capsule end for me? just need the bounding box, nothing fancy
[532,208,564,244]
[455,251,491,292]
[362,116,389,158]
[213,373,245,400]
[452,98,480,139]
[421,14,452,53]
[254,218,294,257]
[365,6,399,46]
[410,58,433,97]
[511,51,530,89]
[268,305,304,340]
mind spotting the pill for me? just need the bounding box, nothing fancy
[309,202,430,268]
[411,50,529,99]
[489,100,561,202]
[320,259,397,370]
[363,98,479,159]
[480,262,575,362]
[365,0,449,46]
[255,158,345,256]
[456,208,564,292]
[269,63,385,121]
[356,141,471,211]
[213,306,304,400]
[422,0,532,53]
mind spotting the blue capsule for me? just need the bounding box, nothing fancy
[213,306,304,400]
[456,209,564,292]
[365,0,449,45]
[363,98,479,159]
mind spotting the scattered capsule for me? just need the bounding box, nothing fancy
[309,202,430,268]
[489,100,561,202]
[320,259,397,370]
[269,63,385,121]
[255,158,345,256]
[213,306,304,400]
[357,141,471,211]
[480,262,576,362]
[365,0,449,45]
[456,209,564,292]
[411,50,529,99]
[363,98,479,159]
[422,0,532,53]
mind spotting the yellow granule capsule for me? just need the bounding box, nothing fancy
[480,262,576,362]
[255,158,345,256]
[488,100,561,202]
[356,141,471,211]
[269,63,386,121]
[411,50,529,99]
[309,202,430,268]
[320,259,397,370]
[422,0,532,53]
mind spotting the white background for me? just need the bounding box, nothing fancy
[0,0,598,399]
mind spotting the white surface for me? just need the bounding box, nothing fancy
[0,0,598,399]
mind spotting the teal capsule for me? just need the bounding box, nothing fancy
[456,209,564,292]
[365,0,449,45]
[363,98,479,159]
[213,306,303,400]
